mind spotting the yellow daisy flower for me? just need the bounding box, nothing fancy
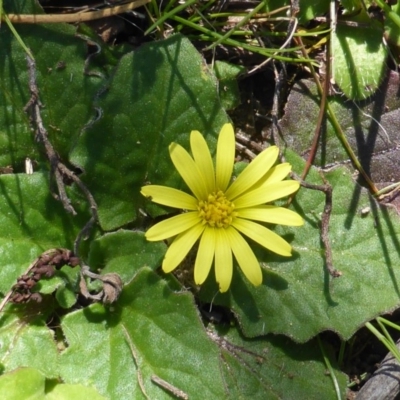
[141,123,303,292]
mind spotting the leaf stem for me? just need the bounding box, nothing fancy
[293,36,377,193]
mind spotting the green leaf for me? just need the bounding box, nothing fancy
[59,268,226,399]
[0,367,45,400]
[88,230,166,283]
[213,61,244,110]
[34,266,79,309]
[70,34,230,231]
[211,327,347,399]
[384,1,400,47]
[46,383,107,400]
[0,367,106,400]
[0,312,59,377]
[332,20,387,100]
[0,173,89,295]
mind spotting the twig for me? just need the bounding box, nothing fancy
[121,325,150,400]
[151,375,189,400]
[246,16,298,77]
[291,171,341,278]
[299,31,330,181]
[3,0,150,24]
[24,55,98,247]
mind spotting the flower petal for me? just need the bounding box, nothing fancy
[169,142,208,200]
[234,181,300,209]
[194,227,215,285]
[237,206,304,226]
[232,218,292,256]
[225,146,279,200]
[226,227,262,287]
[162,223,205,273]
[190,130,215,193]
[141,185,198,210]
[145,212,200,241]
[214,228,233,292]
[247,163,292,192]
[216,123,235,191]
[264,163,292,184]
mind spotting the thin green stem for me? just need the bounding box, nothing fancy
[185,21,330,37]
[164,0,180,14]
[172,15,317,64]
[206,0,267,50]
[145,0,197,35]
[374,182,400,198]
[193,0,217,16]
[317,335,342,400]
[3,12,34,59]
[377,317,400,331]
[337,340,346,367]
[366,320,400,364]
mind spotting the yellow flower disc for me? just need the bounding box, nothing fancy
[198,190,237,228]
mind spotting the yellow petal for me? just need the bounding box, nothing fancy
[141,185,198,210]
[194,227,215,285]
[226,227,262,287]
[232,218,292,256]
[247,163,292,192]
[234,181,300,209]
[264,163,292,184]
[169,142,208,200]
[162,223,205,273]
[226,146,279,200]
[216,123,235,191]
[237,206,304,226]
[190,130,216,194]
[214,228,233,292]
[145,212,200,241]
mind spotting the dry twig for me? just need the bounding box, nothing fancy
[24,55,98,243]
[3,0,149,24]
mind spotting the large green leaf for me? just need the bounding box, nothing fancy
[70,34,230,231]
[59,268,226,399]
[58,267,346,398]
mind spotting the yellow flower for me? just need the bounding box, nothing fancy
[141,123,303,292]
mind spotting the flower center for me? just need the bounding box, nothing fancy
[198,190,237,228]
